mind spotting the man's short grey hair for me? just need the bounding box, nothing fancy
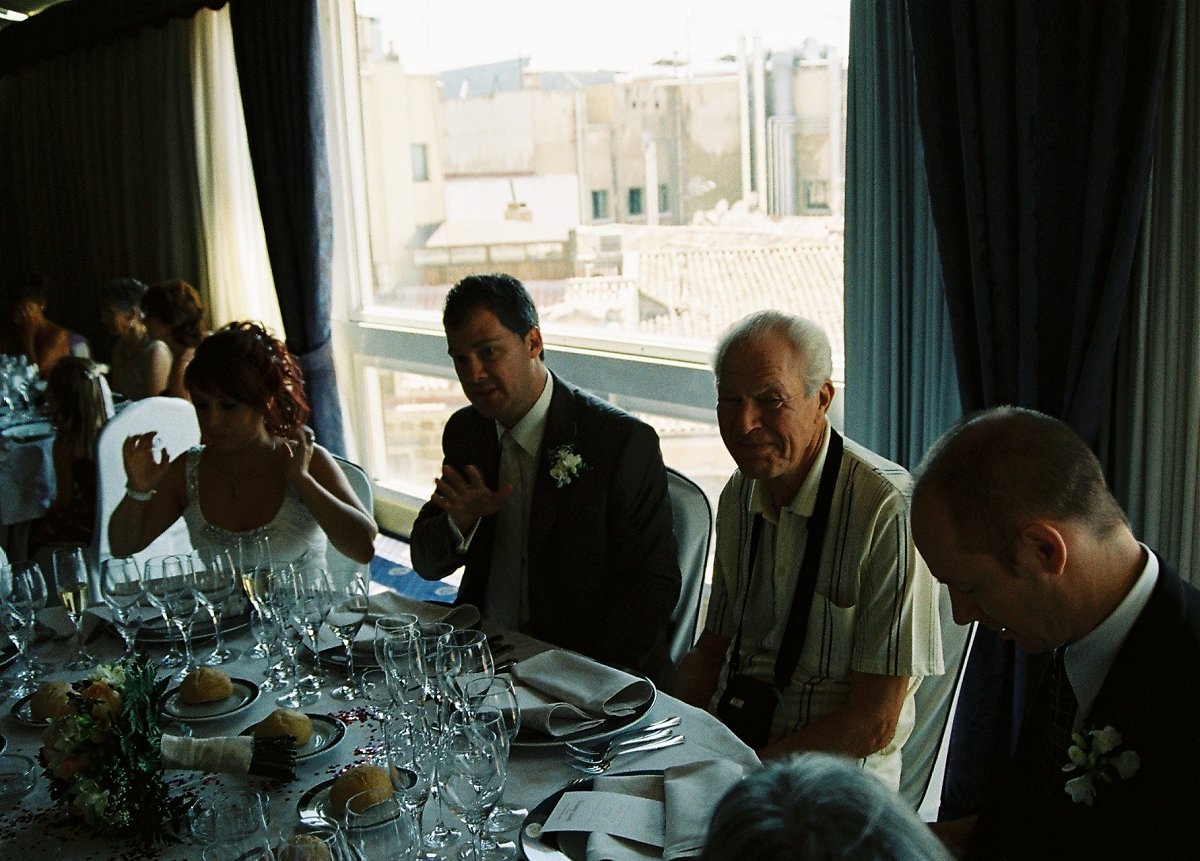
[713,311,832,397]
[701,753,953,861]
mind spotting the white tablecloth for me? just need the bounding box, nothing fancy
[0,612,758,859]
[0,416,55,528]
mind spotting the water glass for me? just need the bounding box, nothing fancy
[326,569,369,701]
[142,555,186,669]
[342,792,420,858]
[194,549,241,664]
[439,720,507,861]
[437,628,494,713]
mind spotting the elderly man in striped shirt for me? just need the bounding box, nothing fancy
[674,311,943,789]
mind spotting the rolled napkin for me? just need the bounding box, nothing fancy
[511,650,654,737]
[160,734,297,780]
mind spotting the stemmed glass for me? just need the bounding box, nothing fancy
[147,555,202,681]
[467,676,526,835]
[325,569,369,701]
[0,562,47,697]
[385,720,434,837]
[437,628,495,714]
[376,617,425,731]
[439,718,507,861]
[293,564,333,692]
[142,555,185,669]
[278,814,353,861]
[236,534,273,660]
[418,621,462,852]
[272,564,320,708]
[52,548,97,671]
[100,557,144,660]
[193,549,241,665]
[342,792,420,859]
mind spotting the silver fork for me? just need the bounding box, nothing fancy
[565,715,682,758]
[565,727,676,763]
[567,735,686,774]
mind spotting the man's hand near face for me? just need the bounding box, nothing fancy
[428,463,514,534]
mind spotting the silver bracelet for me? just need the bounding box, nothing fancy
[125,485,155,502]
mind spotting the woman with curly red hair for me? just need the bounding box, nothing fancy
[109,321,376,566]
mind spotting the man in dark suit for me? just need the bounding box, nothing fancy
[410,273,681,685]
[911,407,1200,859]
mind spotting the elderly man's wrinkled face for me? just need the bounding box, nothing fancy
[716,331,833,505]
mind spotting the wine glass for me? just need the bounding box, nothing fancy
[325,569,369,701]
[386,720,434,833]
[100,557,144,660]
[439,719,507,861]
[342,792,420,859]
[0,563,46,697]
[190,786,270,848]
[279,814,353,861]
[437,628,494,714]
[466,676,526,834]
[142,555,185,669]
[293,563,333,691]
[377,620,426,729]
[193,549,241,665]
[416,621,462,851]
[272,564,319,708]
[52,547,97,671]
[148,555,202,681]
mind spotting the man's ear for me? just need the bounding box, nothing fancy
[526,325,544,360]
[817,380,835,415]
[1016,521,1068,578]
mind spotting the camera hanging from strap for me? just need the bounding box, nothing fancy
[717,429,844,748]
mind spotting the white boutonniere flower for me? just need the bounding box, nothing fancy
[1062,724,1140,805]
[548,443,586,488]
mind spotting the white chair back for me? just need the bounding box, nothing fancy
[665,466,713,666]
[90,397,201,593]
[328,455,374,577]
[900,582,974,811]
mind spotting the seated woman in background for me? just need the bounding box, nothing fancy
[701,752,953,861]
[108,321,376,566]
[100,277,170,400]
[31,357,113,551]
[141,279,205,400]
[0,273,72,376]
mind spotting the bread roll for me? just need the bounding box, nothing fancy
[279,834,333,861]
[178,667,233,704]
[329,764,392,818]
[252,708,314,746]
[30,679,72,721]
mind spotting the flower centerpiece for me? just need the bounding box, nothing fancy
[547,443,586,488]
[39,657,295,841]
[1062,724,1140,806]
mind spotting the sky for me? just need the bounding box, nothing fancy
[355,0,851,74]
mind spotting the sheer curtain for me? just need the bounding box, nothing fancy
[192,6,283,336]
[1106,0,1200,586]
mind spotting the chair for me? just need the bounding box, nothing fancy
[899,581,975,812]
[328,455,374,577]
[664,466,714,666]
[89,397,200,596]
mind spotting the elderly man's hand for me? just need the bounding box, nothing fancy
[429,464,512,534]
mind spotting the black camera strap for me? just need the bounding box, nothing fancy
[727,428,844,691]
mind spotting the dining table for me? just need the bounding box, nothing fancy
[0,597,760,860]
[0,408,57,561]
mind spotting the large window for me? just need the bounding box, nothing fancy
[347,1,850,529]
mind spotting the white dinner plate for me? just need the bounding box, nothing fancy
[521,770,662,861]
[0,420,54,444]
[242,713,347,763]
[510,679,657,749]
[9,693,48,728]
[161,677,260,723]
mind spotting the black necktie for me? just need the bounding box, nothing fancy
[1045,647,1078,775]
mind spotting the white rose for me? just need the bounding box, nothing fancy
[562,452,581,469]
[1091,725,1122,754]
[1067,745,1089,768]
[1065,773,1096,805]
[1111,749,1140,780]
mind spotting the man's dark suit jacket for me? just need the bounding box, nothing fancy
[970,558,1200,859]
[410,374,682,686]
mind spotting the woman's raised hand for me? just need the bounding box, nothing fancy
[122,431,170,492]
[282,425,315,483]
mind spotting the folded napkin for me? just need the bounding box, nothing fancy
[511,650,654,737]
[333,592,482,653]
[543,761,748,861]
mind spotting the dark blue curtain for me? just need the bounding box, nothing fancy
[905,0,1174,819]
[844,0,959,471]
[229,0,345,456]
